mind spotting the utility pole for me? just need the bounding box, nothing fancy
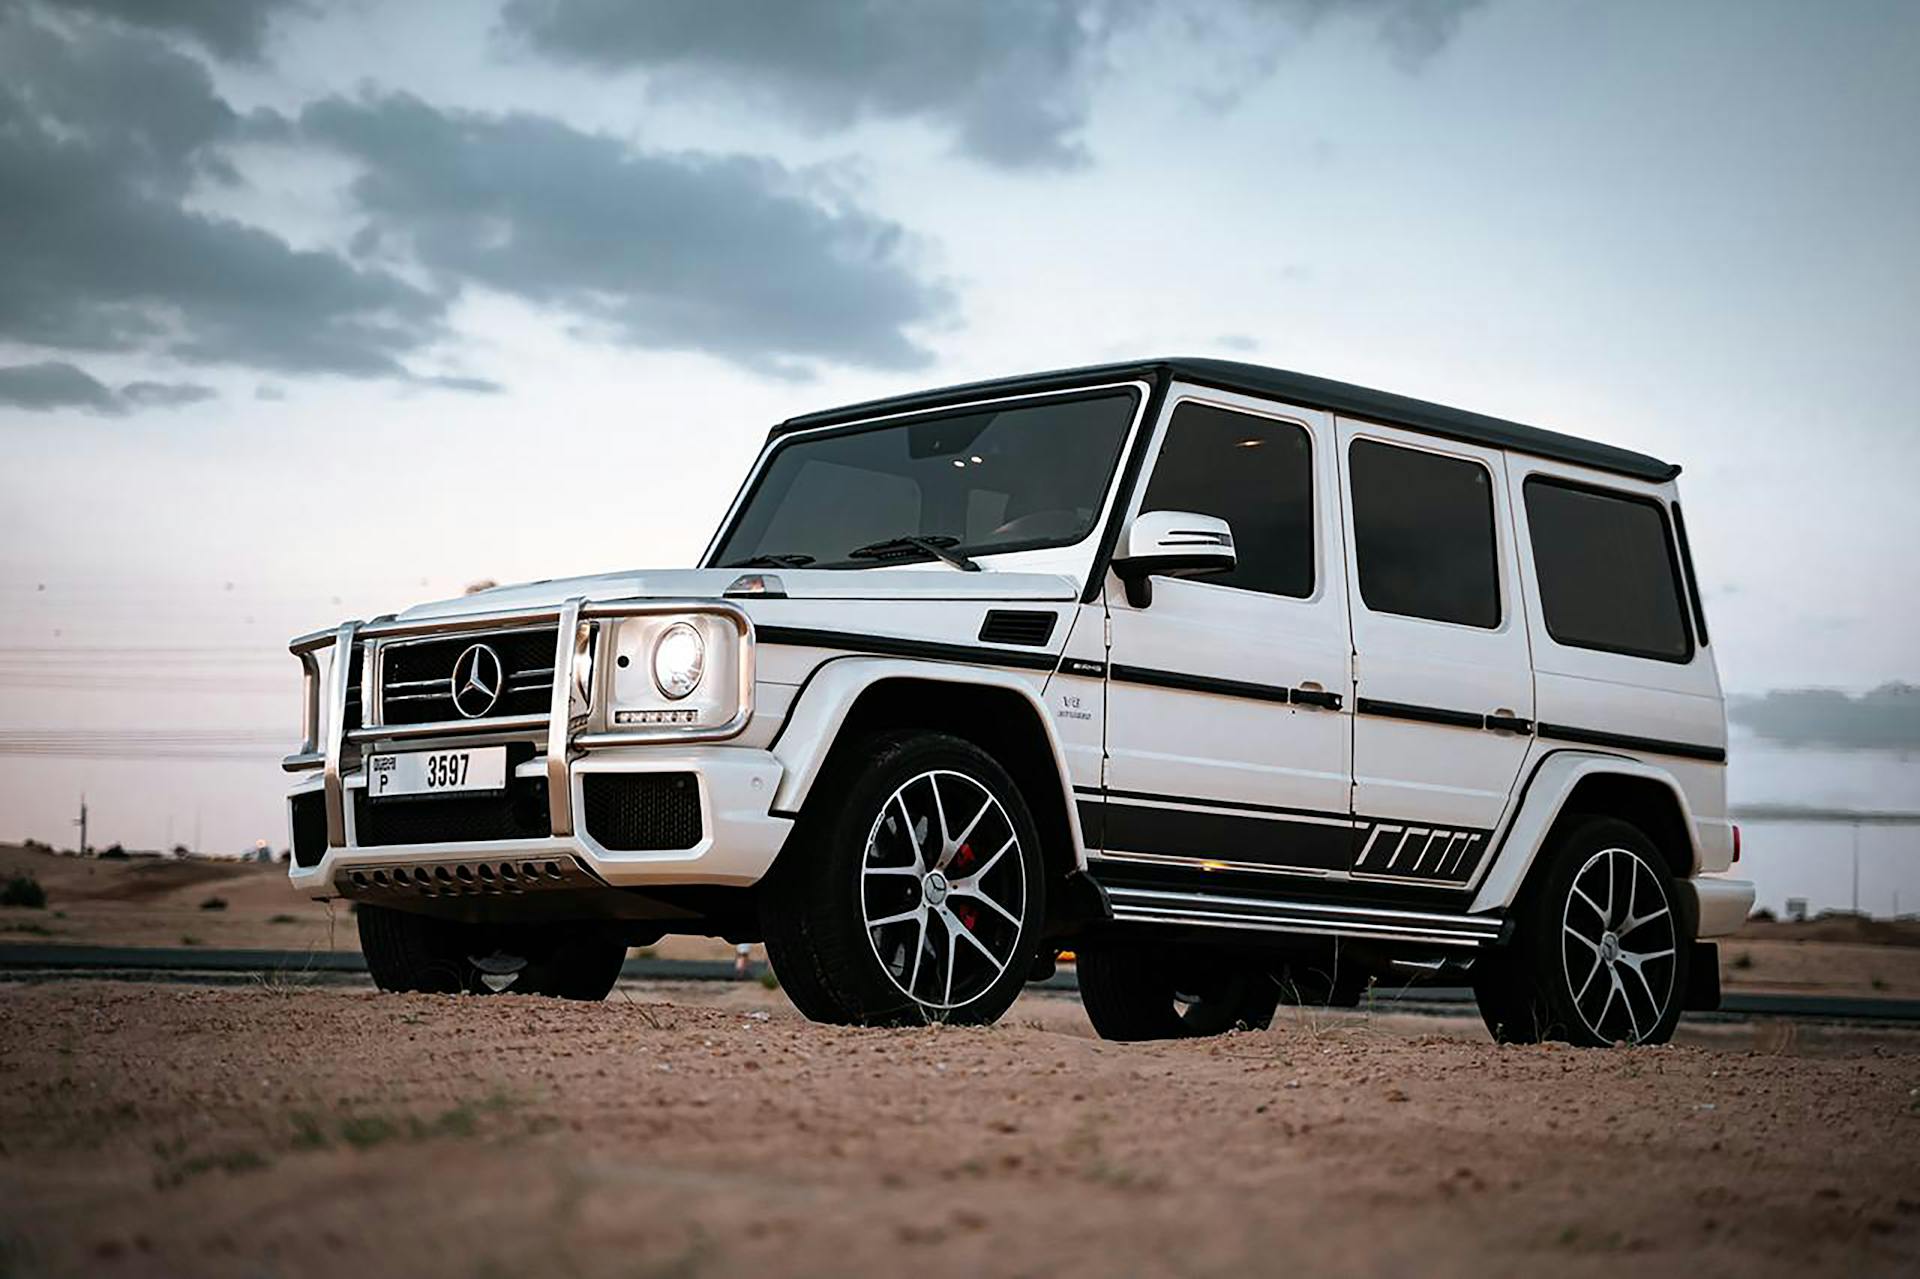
[1850,823,1860,916]
[73,794,88,856]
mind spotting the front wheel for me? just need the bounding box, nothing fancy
[759,732,1047,1026]
[357,904,627,1000]
[1473,816,1687,1046]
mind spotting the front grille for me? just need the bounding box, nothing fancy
[379,627,556,725]
[582,773,703,851]
[354,774,550,846]
[290,792,327,867]
[343,646,363,733]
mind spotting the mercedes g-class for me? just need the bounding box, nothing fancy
[284,359,1752,1045]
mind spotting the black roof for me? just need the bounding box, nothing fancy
[776,357,1679,483]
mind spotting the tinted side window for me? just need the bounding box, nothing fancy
[1140,402,1314,598]
[1349,439,1500,628]
[1525,479,1693,662]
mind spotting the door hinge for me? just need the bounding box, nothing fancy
[1103,611,1113,649]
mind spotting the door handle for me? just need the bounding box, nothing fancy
[1483,712,1534,734]
[1291,686,1343,711]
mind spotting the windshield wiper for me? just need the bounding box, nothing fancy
[847,534,982,572]
[726,553,815,568]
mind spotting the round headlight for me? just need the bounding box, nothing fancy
[651,622,705,700]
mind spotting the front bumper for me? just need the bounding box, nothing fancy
[283,597,790,899]
[286,745,792,896]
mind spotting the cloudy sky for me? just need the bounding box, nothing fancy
[2,0,1917,853]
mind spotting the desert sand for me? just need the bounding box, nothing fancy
[0,979,1914,1278]
[4,844,1920,1275]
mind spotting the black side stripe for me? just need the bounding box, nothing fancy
[1112,664,1290,705]
[1079,788,1488,886]
[1078,798,1352,872]
[1355,699,1536,735]
[1536,723,1727,764]
[1081,784,1346,824]
[1355,698,1486,730]
[1108,664,1343,711]
[756,625,1059,673]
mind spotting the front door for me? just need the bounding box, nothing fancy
[1335,420,1534,889]
[1093,389,1354,881]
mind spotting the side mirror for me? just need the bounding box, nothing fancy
[1111,510,1236,608]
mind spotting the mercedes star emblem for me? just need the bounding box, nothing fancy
[449,643,504,718]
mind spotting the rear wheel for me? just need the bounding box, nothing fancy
[760,731,1046,1026]
[1078,942,1280,1041]
[1473,816,1687,1046]
[357,904,627,1000]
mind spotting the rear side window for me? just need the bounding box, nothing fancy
[1524,478,1693,662]
[1139,402,1314,598]
[1348,439,1500,628]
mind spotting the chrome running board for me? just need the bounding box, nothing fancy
[1105,886,1506,948]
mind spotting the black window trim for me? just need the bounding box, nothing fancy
[1670,501,1710,648]
[1346,434,1505,631]
[702,381,1151,572]
[1521,474,1697,665]
[1134,394,1320,603]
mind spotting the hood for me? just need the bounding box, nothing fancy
[397,566,1080,621]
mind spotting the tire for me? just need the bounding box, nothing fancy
[357,904,627,1000]
[1078,942,1281,1041]
[1473,816,1688,1047]
[758,731,1047,1026]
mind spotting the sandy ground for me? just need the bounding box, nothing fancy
[0,979,1915,1279]
[7,843,1920,994]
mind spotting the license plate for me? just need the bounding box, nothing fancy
[367,747,507,799]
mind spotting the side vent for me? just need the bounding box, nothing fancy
[978,609,1058,647]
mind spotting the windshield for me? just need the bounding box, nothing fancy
[711,390,1140,570]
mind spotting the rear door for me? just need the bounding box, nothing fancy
[1336,420,1534,888]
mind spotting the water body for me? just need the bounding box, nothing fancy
[1726,728,1920,918]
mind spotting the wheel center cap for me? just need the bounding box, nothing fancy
[1599,932,1622,965]
[923,869,951,907]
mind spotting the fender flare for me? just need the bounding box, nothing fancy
[1471,750,1704,914]
[767,657,1089,871]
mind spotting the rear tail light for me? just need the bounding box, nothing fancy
[1731,824,1741,864]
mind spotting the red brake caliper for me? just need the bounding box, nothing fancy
[950,843,978,930]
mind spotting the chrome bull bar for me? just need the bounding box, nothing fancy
[286,597,754,849]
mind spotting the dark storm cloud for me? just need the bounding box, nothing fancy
[120,379,218,408]
[48,0,307,63]
[0,362,122,413]
[0,5,448,390]
[298,92,953,374]
[499,0,1487,171]
[418,374,506,395]
[1730,685,1920,752]
[500,0,1112,171]
[0,361,216,414]
[0,4,949,407]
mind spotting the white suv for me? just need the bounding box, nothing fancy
[284,359,1752,1046]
